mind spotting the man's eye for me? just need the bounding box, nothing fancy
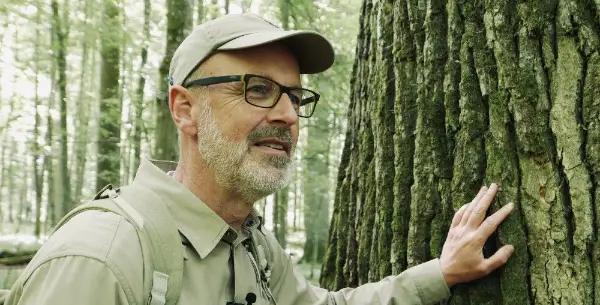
[289,94,301,104]
[247,85,271,94]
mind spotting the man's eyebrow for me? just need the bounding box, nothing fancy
[251,72,302,87]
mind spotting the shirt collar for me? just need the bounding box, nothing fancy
[131,158,262,258]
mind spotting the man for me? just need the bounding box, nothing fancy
[4,13,515,305]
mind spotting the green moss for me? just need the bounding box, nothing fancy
[583,52,600,305]
[551,36,594,300]
[357,160,376,284]
[372,0,396,280]
[485,89,531,305]
[583,54,600,178]
[391,6,418,273]
[444,0,463,157]
[517,0,557,36]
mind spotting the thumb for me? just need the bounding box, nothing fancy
[483,245,514,275]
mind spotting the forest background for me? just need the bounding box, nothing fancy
[0,0,358,285]
[3,0,600,304]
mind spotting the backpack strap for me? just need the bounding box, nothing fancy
[114,183,184,305]
[54,184,184,305]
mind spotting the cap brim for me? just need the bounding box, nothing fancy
[217,30,334,74]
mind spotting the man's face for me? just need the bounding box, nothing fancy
[191,44,301,201]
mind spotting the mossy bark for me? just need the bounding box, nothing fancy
[320,0,600,304]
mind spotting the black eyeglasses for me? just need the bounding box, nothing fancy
[183,74,320,118]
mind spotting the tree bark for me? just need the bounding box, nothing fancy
[320,1,600,304]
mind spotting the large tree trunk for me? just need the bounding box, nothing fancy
[321,1,600,304]
[96,0,122,192]
[153,0,193,161]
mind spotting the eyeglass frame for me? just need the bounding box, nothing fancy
[182,74,321,118]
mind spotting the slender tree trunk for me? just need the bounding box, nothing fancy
[196,0,205,25]
[51,0,72,216]
[273,190,288,248]
[153,0,193,161]
[321,1,600,305]
[293,167,299,231]
[1,74,17,225]
[71,0,94,203]
[240,0,252,13]
[0,16,4,228]
[0,133,7,226]
[7,142,14,224]
[207,0,219,20]
[5,51,19,225]
[46,43,57,229]
[33,2,44,237]
[279,0,290,29]
[96,0,122,192]
[130,0,151,177]
[17,163,29,225]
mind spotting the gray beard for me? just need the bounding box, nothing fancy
[195,105,293,203]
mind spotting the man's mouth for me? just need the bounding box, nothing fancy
[254,139,290,155]
[260,143,285,150]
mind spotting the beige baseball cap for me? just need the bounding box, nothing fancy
[168,13,335,87]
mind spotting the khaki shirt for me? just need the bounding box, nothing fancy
[4,159,450,305]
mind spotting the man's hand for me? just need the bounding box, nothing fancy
[440,183,515,287]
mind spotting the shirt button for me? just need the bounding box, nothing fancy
[224,230,236,242]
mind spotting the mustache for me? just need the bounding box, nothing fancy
[247,126,293,147]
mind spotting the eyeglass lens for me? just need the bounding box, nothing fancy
[245,76,316,117]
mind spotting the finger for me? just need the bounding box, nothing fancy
[476,202,514,242]
[466,183,499,228]
[459,186,488,227]
[482,244,515,274]
[451,204,468,228]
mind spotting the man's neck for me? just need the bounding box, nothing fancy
[173,158,253,230]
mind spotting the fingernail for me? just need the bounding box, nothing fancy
[508,202,514,210]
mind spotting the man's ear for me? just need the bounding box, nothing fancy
[169,85,197,137]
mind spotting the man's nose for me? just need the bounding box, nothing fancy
[266,93,299,126]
